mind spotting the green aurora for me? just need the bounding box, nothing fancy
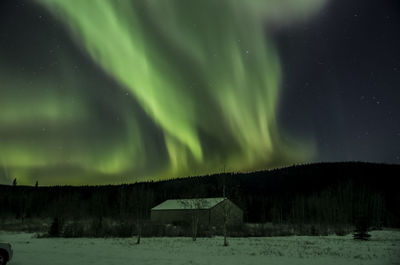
[0,0,327,185]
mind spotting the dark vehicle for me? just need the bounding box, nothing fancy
[0,243,12,265]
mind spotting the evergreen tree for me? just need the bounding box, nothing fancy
[353,206,372,240]
[353,216,371,240]
[49,217,62,237]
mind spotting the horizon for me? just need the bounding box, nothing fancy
[2,161,399,187]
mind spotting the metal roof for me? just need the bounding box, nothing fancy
[151,197,226,210]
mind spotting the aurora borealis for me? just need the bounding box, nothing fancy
[1,0,399,185]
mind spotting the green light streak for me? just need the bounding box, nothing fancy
[0,0,326,184]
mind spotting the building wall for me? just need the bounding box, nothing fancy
[151,209,210,225]
[210,200,243,226]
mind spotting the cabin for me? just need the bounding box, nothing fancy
[151,197,243,227]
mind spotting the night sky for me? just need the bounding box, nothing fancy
[0,0,399,185]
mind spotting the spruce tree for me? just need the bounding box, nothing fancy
[353,212,371,240]
[49,217,61,237]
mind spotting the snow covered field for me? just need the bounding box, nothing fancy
[1,230,399,265]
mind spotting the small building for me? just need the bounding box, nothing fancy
[151,197,243,226]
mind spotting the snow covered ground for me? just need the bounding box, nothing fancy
[1,230,399,265]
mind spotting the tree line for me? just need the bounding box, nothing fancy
[0,162,399,232]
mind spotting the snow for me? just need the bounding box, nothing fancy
[1,230,400,265]
[152,197,226,210]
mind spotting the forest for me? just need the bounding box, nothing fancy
[0,162,399,237]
